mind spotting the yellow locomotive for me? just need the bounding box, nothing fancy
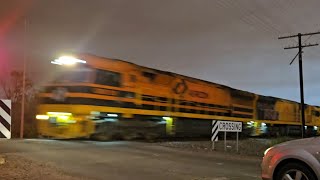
[36,53,320,139]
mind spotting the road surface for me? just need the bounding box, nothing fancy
[0,139,261,180]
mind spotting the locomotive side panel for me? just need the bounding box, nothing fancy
[229,89,255,120]
[274,100,300,122]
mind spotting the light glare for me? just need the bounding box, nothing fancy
[51,56,86,66]
[107,114,118,117]
[36,115,49,120]
[264,147,273,156]
[48,112,72,116]
[162,117,172,121]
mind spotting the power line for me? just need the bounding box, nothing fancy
[279,31,320,138]
[216,0,300,45]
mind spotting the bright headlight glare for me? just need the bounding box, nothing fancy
[59,115,69,120]
[51,56,86,66]
[162,117,172,121]
[48,112,72,116]
[36,115,49,120]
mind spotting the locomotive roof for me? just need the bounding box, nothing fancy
[82,53,316,107]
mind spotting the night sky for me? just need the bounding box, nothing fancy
[1,0,320,105]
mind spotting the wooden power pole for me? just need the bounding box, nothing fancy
[279,31,320,138]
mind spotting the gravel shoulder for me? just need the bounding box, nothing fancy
[156,137,294,157]
[0,153,91,180]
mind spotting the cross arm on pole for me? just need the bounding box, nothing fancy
[284,43,318,50]
[301,31,320,36]
[278,34,298,39]
[279,32,320,39]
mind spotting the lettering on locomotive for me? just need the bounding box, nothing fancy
[92,88,118,96]
[189,90,209,99]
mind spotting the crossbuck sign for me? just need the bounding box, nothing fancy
[211,120,242,152]
[211,120,242,141]
[217,121,242,132]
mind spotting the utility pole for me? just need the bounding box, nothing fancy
[279,31,320,138]
[20,17,27,139]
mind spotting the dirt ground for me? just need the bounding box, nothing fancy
[0,154,91,180]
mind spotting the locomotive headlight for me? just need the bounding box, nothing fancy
[51,56,86,66]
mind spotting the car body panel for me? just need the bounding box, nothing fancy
[261,137,320,180]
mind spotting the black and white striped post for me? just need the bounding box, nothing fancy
[211,120,242,152]
[0,100,11,139]
[211,120,219,150]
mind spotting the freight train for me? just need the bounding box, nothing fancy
[36,53,320,139]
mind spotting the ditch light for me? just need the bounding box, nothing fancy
[36,112,75,124]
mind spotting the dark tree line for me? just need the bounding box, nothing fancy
[0,70,38,138]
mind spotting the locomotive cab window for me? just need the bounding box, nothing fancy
[142,71,157,82]
[95,69,121,87]
[313,111,320,117]
[54,65,93,83]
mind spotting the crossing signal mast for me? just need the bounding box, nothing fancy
[278,31,320,138]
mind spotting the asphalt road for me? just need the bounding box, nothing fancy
[0,139,262,180]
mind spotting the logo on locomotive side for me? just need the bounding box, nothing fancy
[173,79,209,99]
[52,87,67,102]
[173,79,188,96]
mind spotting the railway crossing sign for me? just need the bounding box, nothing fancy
[211,120,242,152]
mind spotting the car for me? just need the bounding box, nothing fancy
[261,137,320,180]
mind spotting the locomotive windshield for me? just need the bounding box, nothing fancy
[52,66,121,87]
[53,66,93,83]
[94,69,121,87]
